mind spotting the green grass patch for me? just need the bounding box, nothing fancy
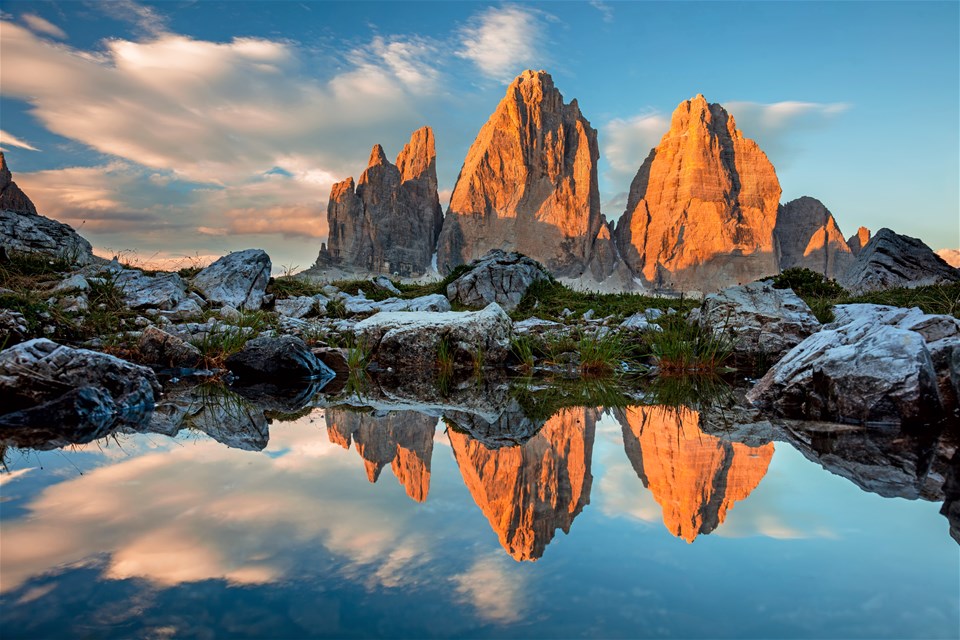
[267,276,326,299]
[511,279,693,322]
[577,331,628,376]
[647,313,734,374]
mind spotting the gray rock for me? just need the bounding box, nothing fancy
[192,249,272,310]
[840,228,960,294]
[356,303,513,370]
[53,273,90,293]
[774,196,854,278]
[0,309,29,344]
[747,304,949,425]
[0,209,95,264]
[0,387,118,447]
[699,281,821,360]
[620,312,663,333]
[225,335,334,382]
[343,292,450,315]
[445,250,551,311]
[371,275,401,295]
[137,326,202,368]
[219,305,241,322]
[0,338,159,427]
[112,269,193,311]
[275,296,316,319]
[444,399,542,449]
[148,384,269,451]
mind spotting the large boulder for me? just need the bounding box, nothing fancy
[225,335,335,383]
[0,338,159,428]
[840,228,960,294]
[446,250,551,311]
[191,249,271,310]
[342,292,451,315]
[356,303,513,370]
[698,281,821,361]
[112,268,198,312]
[746,304,957,425]
[137,326,202,369]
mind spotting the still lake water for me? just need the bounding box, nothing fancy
[1,393,957,639]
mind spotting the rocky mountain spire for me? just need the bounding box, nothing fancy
[775,196,854,278]
[436,70,604,277]
[846,226,871,256]
[0,152,38,215]
[613,95,781,293]
[322,126,443,277]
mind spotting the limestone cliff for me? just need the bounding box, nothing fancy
[436,70,604,277]
[613,95,781,293]
[840,228,960,294]
[775,196,854,278]
[0,152,37,215]
[321,127,443,277]
[448,407,597,561]
[615,405,773,542]
[325,408,436,502]
[847,227,871,256]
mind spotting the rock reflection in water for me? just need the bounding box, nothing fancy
[325,408,436,502]
[448,407,597,561]
[615,405,774,542]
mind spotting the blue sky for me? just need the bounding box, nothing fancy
[1,0,957,269]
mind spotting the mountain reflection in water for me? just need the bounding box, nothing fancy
[1,377,957,639]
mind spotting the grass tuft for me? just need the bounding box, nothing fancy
[647,313,733,374]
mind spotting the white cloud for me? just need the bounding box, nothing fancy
[602,111,668,187]
[457,6,545,81]
[589,0,614,23]
[0,129,40,151]
[451,554,528,623]
[21,13,66,39]
[96,0,169,37]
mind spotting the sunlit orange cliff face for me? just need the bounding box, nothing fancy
[615,406,774,542]
[325,409,436,503]
[447,407,598,561]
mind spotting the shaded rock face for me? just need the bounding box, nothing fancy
[325,408,437,502]
[448,407,597,561]
[747,304,957,425]
[840,228,960,294]
[847,226,871,256]
[191,249,271,310]
[0,339,159,431]
[774,196,854,278]
[445,250,551,311]
[0,152,37,215]
[443,397,542,449]
[355,303,513,371]
[698,281,821,361]
[137,326,202,369]
[613,95,781,293]
[225,335,335,383]
[437,70,603,277]
[615,405,774,542]
[0,153,95,263]
[323,127,443,277]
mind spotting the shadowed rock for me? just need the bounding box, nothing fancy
[840,228,960,294]
[225,335,336,383]
[775,196,854,278]
[0,151,37,215]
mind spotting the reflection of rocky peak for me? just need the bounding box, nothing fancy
[325,408,436,502]
[436,70,603,276]
[615,405,773,542]
[322,127,443,277]
[775,196,854,278]
[613,95,781,293]
[0,152,38,215]
[448,407,597,561]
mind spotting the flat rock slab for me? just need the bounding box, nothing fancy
[192,249,271,310]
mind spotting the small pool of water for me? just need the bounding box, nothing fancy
[1,394,957,638]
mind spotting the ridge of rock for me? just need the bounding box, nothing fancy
[321,126,443,277]
[847,226,872,256]
[775,196,853,278]
[840,228,960,294]
[613,95,781,293]
[436,70,604,277]
[0,152,38,215]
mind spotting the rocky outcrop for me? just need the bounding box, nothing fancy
[840,228,960,294]
[0,338,159,431]
[747,304,959,425]
[191,249,271,310]
[846,227,871,256]
[225,335,335,382]
[137,326,202,369]
[355,303,513,371]
[437,70,604,277]
[697,281,821,361]
[0,152,37,215]
[448,407,597,561]
[322,127,443,277]
[774,196,854,278]
[445,250,551,311]
[0,153,95,263]
[340,292,450,315]
[325,408,436,502]
[613,95,781,293]
[615,405,774,542]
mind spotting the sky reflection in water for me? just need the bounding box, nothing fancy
[0,401,957,639]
